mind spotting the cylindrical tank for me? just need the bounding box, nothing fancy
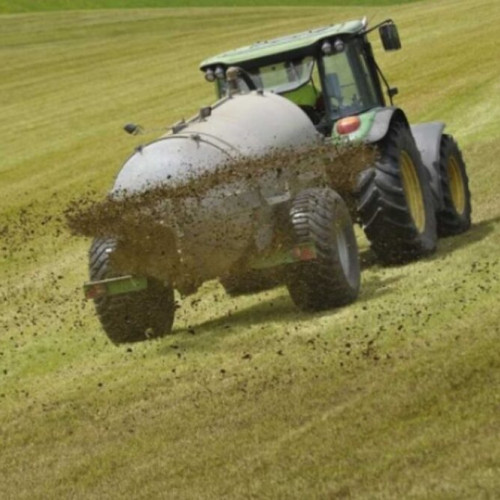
[113,91,320,193]
[110,91,321,289]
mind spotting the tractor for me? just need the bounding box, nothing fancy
[81,18,471,344]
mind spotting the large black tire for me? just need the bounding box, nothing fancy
[89,238,175,344]
[357,121,437,264]
[436,134,472,236]
[286,188,360,311]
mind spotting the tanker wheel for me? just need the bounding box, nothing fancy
[357,121,437,264]
[220,270,280,297]
[286,188,360,311]
[89,238,175,344]
[436,134,471,236]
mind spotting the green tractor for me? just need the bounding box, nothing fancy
[83,18,471,344]
[200,18,471,262]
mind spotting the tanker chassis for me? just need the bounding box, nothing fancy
[82,19,471,344]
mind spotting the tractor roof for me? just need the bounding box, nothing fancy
[200,19,365,70]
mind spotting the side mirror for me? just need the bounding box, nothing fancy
[379,23,401,51]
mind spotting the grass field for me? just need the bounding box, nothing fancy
[1,0,499,498]
[0,0,421,14]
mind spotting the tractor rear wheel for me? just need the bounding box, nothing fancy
[89,238,175,344]
[357,121,437,264]
[286,188,360,311]
[436,134,471,236]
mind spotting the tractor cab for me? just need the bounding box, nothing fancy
[200,18,401,136]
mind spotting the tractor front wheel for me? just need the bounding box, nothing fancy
[286,188,360,311]
[89,238,175,344]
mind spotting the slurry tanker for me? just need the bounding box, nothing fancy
[75,19,471,344]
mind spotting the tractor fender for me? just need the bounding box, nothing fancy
[410,122,446,210]
[362,109,445,210]
[364,107,409,143]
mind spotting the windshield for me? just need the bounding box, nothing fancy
[216,57,315,96]
[321,41,379,119]
[247,57,315,94]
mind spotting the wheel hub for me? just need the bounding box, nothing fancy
[400,151,426,233]
[447,156,466,214]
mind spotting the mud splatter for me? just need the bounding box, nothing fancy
[66,143,374,236]
[64,142,375,293]
[0,142,375,343]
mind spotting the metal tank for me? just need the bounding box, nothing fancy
[114,91,319,192]
[110,91,321,290]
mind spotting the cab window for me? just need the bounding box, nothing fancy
[321,40,379,119]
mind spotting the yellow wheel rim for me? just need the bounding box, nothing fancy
[447,156,466,214]
[400,151,426,233]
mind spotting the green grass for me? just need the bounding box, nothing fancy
[0,0,421,14]
[1,0,500,498]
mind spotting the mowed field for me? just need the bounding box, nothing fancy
[1,0,499,498]
[0,0,420,14]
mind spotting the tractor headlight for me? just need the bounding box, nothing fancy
[215,66,225,79]
[334,38,345,53]
[205,69,216,82]
[321,41,332,55]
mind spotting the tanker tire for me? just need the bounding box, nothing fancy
[286,188,360,311]
[436,135,471,236]
[357,121,437,264]
[89,238,175,344]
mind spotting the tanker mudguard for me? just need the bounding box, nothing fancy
[410,122,446,210]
